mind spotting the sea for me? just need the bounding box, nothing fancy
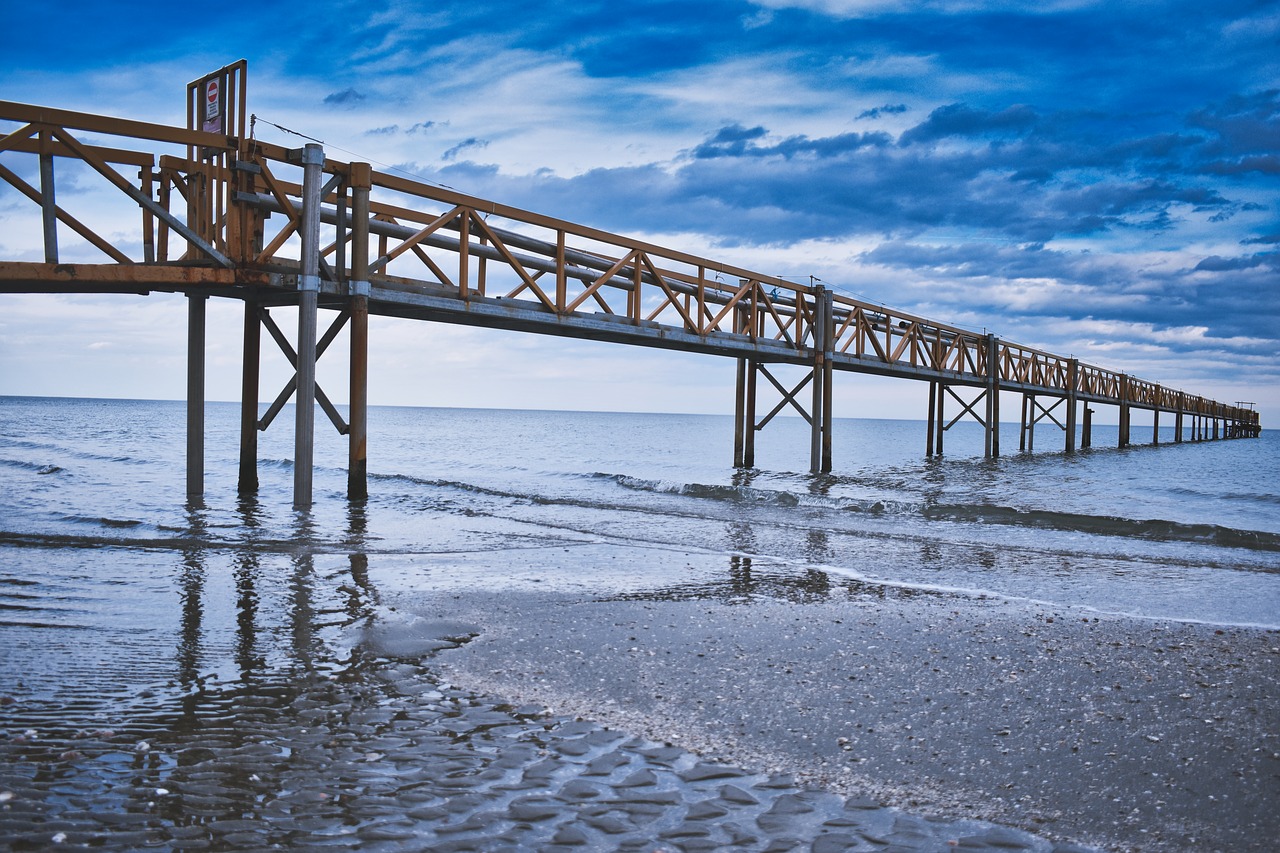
[1,395,1277,848]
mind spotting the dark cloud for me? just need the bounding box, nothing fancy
[898,103,1040,146]
[442,137,489,161]
[857,104,909,120]
[323,88,366,106]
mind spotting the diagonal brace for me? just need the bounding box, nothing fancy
[944,386,988,431]
[757,365,814,428]
[257,308,351,434]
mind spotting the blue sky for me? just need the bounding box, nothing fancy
[1,0,1277,423]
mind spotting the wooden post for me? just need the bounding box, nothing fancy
[348,163,372,501]
[293,143,324,509]
[1175,395,1184,443]
[39,131,58,263]
[238,300,260,494]
[186,293,207,500]
[1066,359,1078,453]
[1153,407,1160,445]
[1083,406,1092,448]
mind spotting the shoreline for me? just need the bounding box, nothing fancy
[397,555,1280,853]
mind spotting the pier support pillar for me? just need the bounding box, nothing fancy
[293,143,324,510]
[39,131,58,263]
[984,334,1000,458]
[1020,394,1037,452]
[733,357,747,467]
[744,360,757,468]
[238,300,260,494]
[926,381,937,456]
[186,293,207,500]
[1153,408,1160,445]
[934,382,946,455]
[1065,359,1078,453]
[809,287,833,474]
[1175,408,1183,443]
[348,163,372,501]
[1082,406,1093,448]
[1118,374,1131,448]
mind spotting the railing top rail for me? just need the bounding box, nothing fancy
[0,101,232,151]
[370,169,809,297]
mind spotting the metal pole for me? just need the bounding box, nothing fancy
[1027,394,1036,453]
[294,143,324,509]
[1118,374,1130,448]
[238,300,260,494]
[39,131,58,263]
[186,293,207,500]
[733,358,747,467]
[821,298,833,473]
[926,381,936,456]
[744,361,757,468]
[348,163,371,501]
[934,382,945,456]
[1065,359,1078,453]
[985,334,1000,458]
[809,287,826,474]
[1020,393,1029,452]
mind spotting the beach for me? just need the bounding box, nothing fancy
[420,547,1280,852]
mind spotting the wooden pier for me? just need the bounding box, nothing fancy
[0,64,1262,507]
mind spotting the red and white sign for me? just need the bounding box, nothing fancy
[203,78,222,133]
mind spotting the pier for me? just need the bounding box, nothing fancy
[0,63,1261,508]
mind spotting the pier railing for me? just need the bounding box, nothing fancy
[0,96,1260,495]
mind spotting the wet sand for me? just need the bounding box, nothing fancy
[413,550,1280,853]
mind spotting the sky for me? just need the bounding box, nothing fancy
[1,0,1277,425]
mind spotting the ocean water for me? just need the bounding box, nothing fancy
[0,395,1277,849]
[2,396,1277,638]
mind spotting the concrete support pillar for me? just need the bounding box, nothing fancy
[238,300,260,494]
[293,143,324,509]
[186,293,207,500]
[348,163,372,501]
